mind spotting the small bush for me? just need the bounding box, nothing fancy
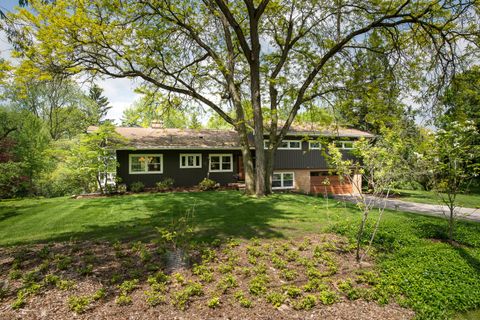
[318,289,339,305]
[207,296,221,309]
[292,294,317,310]
[198,178,217,191]
[68,295,91,314]
[266,291,286,307]
[130,181,145,193]
[115,294,132,306]
[283,285,302,298]
[234,290,253,308]
[145,290,166,306]
[156,178,174,192]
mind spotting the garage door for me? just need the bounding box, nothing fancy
[310,175,353,195]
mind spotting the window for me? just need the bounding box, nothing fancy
[264,140,301,150]
[309,141,322,150]
[209,154,233,172]
[272,172,295,189]
[278,140,302,150]
[180,154,202,168]
[335,141,354,150]
[129,154,163,174]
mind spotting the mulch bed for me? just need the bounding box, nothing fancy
[0,235,414,319]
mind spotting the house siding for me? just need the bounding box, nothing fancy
[117,149,242,188]
[272,140,355,170]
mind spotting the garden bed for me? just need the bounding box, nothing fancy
[0,235,414,319]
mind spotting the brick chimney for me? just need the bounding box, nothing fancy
[150,120,164,129]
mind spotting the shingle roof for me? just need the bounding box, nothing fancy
[87,125,374,149]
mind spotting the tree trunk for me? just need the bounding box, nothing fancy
[448,206,454,243]
[236,123,255,195]
[248,17,265,197]
[264,148,275,195]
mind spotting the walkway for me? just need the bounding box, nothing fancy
[334,195,480,223]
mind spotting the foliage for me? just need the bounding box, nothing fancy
[427,121,480,241]
[87,83,111,125]
[69,123,127,194]
[198,178,217,191]
[121,94,192,128]
[156,207,195,251]
[156,178,174,192]
[327,131,408,261]
[8,0,476,196]
[207,296,220,309]
[130,182,145,193]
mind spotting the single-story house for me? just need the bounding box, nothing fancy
[87,123,374,194]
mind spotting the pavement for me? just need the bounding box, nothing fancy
[334,194,480,222]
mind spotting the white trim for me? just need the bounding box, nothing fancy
[129,154,163,174]
[208,153,233,172]
[278,140,302,150]
[272,172,295,190]
[308,141,322,150]
[179,153,202,169]
[335,141,354,150]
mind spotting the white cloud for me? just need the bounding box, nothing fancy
[92,77,140,123]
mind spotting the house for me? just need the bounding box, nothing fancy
[87,124,374,194]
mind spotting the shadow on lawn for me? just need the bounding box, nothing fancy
[3,191,316,246]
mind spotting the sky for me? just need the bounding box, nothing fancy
[0,0,140,123]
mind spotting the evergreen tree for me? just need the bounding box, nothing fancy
[88,83,111,124]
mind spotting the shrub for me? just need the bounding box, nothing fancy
[207,296,221,309]
[234,290,253,308]
[318,289,339,305]
[130,181,145,193]
[68,295,91,313]
[266,291,286,307]
[283,285,302,298]
[198,178,217,191]
[115,294,132,306]
[292,294,317,310]
[156,178,175,192]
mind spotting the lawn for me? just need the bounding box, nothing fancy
[392,189,480,209]
[1,191,480,319]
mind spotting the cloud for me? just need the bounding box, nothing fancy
[94,77,140,123]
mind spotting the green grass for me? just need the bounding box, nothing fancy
[392,189,480,209]
[1,191,480,319]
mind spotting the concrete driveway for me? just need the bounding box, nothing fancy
[334,195,480,223]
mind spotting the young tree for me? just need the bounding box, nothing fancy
[7,0,478,195]
[328,132,407,262]
[69,123,127,194]
[428,121,480,242]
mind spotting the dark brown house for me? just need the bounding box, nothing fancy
[88,125,373,194]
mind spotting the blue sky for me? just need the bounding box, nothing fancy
[0,0,139,123]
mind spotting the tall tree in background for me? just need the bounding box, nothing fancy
[3,74,92,140]
[88,83,111,125]
[439,66,480,131]
[7,0,478,195]
[121,94,190,128]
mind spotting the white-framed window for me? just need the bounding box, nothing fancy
[264,140,302,150]
[180,154,202,169]
[335,141,354,150]
[129,154,163,174]
[272,172,295,189]
[278,140,302,150]
[209,154,233,172]
[309,141,322,150]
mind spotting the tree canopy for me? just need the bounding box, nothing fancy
[4,0,479,195]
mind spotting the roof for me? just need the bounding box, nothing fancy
[87,125,374,149]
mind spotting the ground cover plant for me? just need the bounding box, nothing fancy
[0,191,480,319]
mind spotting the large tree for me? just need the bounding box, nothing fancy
[7,0,478,195]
